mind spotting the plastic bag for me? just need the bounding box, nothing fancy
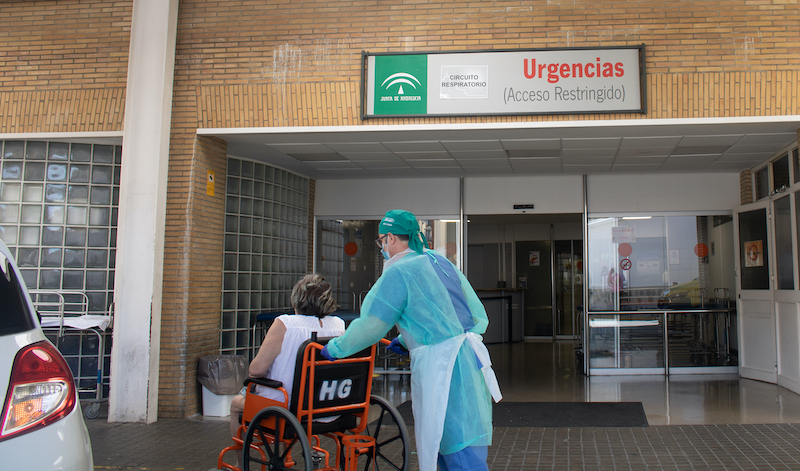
[197,355,248,395]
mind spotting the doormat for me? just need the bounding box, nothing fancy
[393,401,649,427]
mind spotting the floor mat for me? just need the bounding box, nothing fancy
[394,401,649,427]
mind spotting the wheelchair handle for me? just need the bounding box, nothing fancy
[244,377,283,389]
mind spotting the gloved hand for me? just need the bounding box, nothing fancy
[320,345,337,361]
[388,337,408,355]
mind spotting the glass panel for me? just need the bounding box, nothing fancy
[3,141,24,159]
[69,164,90,183]
[773,154,790,192]
[588,215,735,310]
[88,228,109,247]
[40,269,61,289]
[41,248,62,267]
[42,226,63,246]
[44,184,66,203]
[86,271,106,289]
[793,148,800,185]
[1,182,21,202]
[89,207,109,226]
[67,206,88,225]
[91,166,112,184]
[63,249,85,268]
[0,204,19,223]
[17,248,39,267]
[86,250,108,268]
[68,185,89,204]
[49,142,69,161]
[755,167,770,200]
[47,163,68,182]
[26,141,47,160]
[24,162,45,181]
[93,145,114,163]
[70,144,91,162]
[2,162,22,180]
[19,226,39,245]
[65,227,86,246]
[22,184,43,202]
[588,313,664,369]
[20,205,41,224]
[668,311,737,366]
[44,205,65,224]
[739,209,770,290]
[774,195,794,290]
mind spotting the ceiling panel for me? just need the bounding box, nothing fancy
[204,117,800,179]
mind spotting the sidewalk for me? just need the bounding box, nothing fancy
[86,408,800,471]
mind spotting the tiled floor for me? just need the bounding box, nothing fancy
[86,341,800,470]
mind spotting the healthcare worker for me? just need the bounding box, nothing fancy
[321,210,502,471]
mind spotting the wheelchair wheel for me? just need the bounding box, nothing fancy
[243,406,313,471]
[364,395,409,471]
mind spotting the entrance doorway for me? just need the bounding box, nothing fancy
[466,214,583,341]
[515,239,583,338]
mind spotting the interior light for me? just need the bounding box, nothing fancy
[622,217,652,220]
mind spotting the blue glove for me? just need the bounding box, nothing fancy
[388,337,408,355]
[320,345,337,361]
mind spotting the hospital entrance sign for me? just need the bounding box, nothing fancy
[362,46,645,118]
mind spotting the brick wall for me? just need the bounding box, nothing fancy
[159,135,227,417]
[0,0,131,132]
[739,169,754,206]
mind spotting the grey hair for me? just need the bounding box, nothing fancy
[291,274,338,318]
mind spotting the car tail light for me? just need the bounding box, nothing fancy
[0,341,76,441]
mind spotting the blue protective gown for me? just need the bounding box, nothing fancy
[326,249,494,458]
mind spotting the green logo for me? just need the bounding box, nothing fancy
[374,55,427,115]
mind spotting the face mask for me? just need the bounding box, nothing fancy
[380,243,390,260]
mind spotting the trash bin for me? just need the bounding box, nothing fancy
[197,354,248,417]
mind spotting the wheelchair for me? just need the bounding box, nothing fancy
[218,335,409,471]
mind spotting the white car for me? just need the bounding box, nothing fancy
[0,239,93,470]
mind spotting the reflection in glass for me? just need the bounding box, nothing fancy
[47,163,68,181]
[588,215,734,311]
[42,226,63,246]
[45,184,66,203]
[773,154,790,192]
[67,206,88,225]
[2,162,22,180]
[69,164,90,183]
[44,205,65,224]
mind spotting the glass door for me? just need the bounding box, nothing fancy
[555,240,582,338]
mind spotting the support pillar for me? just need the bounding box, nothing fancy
[109,0,179,423]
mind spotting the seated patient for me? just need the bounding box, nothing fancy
[229,273,345,439]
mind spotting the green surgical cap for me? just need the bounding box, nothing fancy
[379,209,428,254]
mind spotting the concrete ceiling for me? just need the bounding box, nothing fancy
[201,117,800,180]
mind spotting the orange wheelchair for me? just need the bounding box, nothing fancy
[217,336,409,471]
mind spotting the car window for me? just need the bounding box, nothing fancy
[0,252,35,336]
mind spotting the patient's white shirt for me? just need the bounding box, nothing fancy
[254,314,345,405]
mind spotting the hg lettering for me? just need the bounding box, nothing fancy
[319,379,353,401]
